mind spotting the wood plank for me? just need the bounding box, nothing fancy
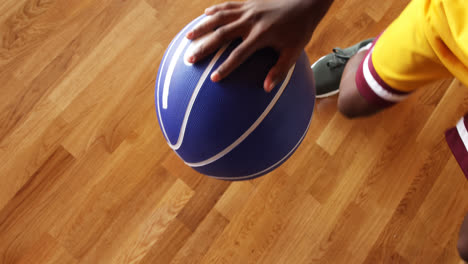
[0,0,467,263]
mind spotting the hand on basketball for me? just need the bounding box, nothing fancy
[186,0,331,92]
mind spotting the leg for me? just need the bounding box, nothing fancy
[337,50,382,118]
[459,213,468,262]
[330,0,452,119]
[448,120,468,262]
[447,115,468,261]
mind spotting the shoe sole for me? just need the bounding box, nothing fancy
[315,89,340,98]
[311,55,340,98]
[311,55,326,68]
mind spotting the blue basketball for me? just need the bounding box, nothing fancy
[155,15,315,181]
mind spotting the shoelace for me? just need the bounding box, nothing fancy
[326,48,351,69]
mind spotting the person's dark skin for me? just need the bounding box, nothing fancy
[187,1,468,262]
[186,0,333,92]
[458,214,468,262]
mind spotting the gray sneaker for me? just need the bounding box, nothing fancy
[312,38,375,98]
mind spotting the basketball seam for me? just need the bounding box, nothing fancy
[205,107,313,180]
[171,43,230,150]
[157,15,205,145]
[163,37,190,109]
[185,64,296,167]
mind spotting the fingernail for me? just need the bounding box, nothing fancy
[186,31,194,39]
[268,80,278,92]
[211,71,220,82]
[188,55,196,63]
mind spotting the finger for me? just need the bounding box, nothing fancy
[187,10,242,40]
[211,35,260,82]
[205,2,244,15]
[264,50,299,92]
[190,20,245,63]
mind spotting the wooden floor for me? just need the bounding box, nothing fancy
[1,0,468,263]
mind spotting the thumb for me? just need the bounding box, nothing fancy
[264,50,297,92]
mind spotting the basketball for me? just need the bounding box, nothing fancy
[155,15,315,181]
